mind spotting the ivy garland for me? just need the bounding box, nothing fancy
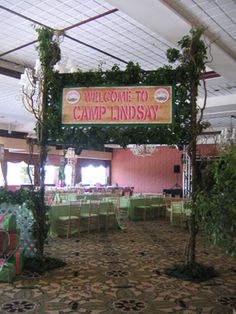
[45,64,192,150]
[43,38,207,150]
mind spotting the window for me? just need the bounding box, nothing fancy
[81,165,107,185]
[0,165,4,186]
[44,165,73,186]
[45,165,59,185]
[7,161,34,186]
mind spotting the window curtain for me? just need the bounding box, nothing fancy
[78,159,110,168]
[5,152,39,187]
[0,160,8,187]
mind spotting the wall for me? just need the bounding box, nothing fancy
[0,137,112,161]
[111,147,182,194]
[197,144,219,158]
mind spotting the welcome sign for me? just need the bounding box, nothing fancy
[61,85,173,126]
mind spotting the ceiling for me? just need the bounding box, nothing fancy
[0,0,236,139]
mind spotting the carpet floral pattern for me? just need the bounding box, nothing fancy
[0,220,236,313]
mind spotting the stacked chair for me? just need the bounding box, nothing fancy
[170,201,183,227]
[131,196,166,221]
[164,197,173,220]
[148,197,166,219]
[80,200,100,233]
[170,200,192,228]
[56,202,80,238]
[0,214,25,282]
[116,196,130,230]
[133,197,151,221]
[99,198,118,232]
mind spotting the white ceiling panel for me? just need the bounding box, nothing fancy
[0,75,36,132]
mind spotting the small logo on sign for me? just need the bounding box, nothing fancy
[66,90,80,104]
[154,88,169,103]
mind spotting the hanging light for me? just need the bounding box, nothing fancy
[129,144,157,157]
[65,147,76,165]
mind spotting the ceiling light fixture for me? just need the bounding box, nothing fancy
[65,147,76,165]
[129,144,157,157]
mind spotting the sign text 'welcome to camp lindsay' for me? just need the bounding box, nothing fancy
[61,85,173,126]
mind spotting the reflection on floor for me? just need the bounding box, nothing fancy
[1,220,236,313]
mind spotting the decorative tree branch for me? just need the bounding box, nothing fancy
[19,27,61,256]
[197,78,207,128]
[26,138,35,186]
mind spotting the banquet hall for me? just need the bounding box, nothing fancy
[0,1,236,313]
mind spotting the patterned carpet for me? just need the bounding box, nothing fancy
[1,220,236,314]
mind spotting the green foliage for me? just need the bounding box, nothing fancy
[46,62,193,149]
[34,27,61,143]
[25,189,49,248]
[166,48,180,63]
[42,28,208,152]
[176,28,207,80]
[0,187,28,205]
[196,145,236,256]
[29,27,62,256]
[36,27,61,70]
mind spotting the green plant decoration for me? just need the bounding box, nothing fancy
[46,62,193,150]
[196,144,236,257]
[166,28,209,268]
[33,27,61,255]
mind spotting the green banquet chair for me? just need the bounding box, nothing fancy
[80,200,100,233]
[56,202,80,238]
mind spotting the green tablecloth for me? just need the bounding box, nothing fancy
[53,192,78,204]
[53,192,101,204]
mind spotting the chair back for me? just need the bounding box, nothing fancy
[69,201,81,217]
[80,200,89,216]
[171,201,183,214]
[119,196,130,209]
[89,200,100,216]
[183,200,192,216]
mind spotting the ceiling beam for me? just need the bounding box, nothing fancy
[0,40,37,58]
[0,67,21,79]
[64,34,128,65]
[200,71,221,80]
[0,5,49,28]
[0,5,126,67]
[62,8,118,32]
